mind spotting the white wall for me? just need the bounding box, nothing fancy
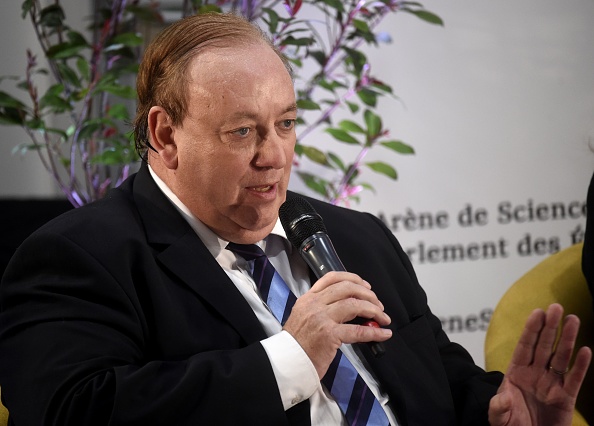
[333,0,594,365]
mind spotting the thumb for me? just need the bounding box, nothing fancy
[488,382,513,426]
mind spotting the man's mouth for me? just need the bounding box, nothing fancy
[249,185,273,193]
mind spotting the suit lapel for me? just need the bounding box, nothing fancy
[131,165,268,344]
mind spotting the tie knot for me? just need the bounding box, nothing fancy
[226,242,266,262]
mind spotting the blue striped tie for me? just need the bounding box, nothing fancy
[227,243,390,426]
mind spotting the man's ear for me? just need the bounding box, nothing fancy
[147,106,178,169]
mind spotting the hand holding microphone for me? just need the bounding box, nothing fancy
[279,196,390,362]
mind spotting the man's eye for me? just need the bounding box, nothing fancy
[233,128,250,137]
[281,120,295,129]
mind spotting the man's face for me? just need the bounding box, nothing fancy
[164,42,297,243]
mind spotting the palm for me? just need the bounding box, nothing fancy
[488,304,591,426]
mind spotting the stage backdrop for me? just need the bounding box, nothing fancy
[290,0,594,367]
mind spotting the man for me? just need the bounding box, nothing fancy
[0,13,590,425]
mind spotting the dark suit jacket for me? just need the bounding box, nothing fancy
[0,165,502,425]
[582,170,594,308]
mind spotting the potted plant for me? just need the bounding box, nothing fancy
[0,0,442,207]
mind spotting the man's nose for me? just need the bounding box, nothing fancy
[253,132,287,170]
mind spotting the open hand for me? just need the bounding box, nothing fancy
[488,303,592,426]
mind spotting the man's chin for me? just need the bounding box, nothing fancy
[237,215,279,243]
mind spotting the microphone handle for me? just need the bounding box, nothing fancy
[299,233,386,358]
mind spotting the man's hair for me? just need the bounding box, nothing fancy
[133,13,292,160]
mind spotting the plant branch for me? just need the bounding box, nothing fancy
[331,144,369,205]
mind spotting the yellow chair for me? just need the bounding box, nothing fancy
[485,242,594,426]
[0,387,8,426]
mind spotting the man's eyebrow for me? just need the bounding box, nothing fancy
[227,104,298,121]
[284,103,298,114]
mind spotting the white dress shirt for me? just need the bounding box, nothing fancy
[148,167,398,425]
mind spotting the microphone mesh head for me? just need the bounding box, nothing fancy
[279,197,327,248]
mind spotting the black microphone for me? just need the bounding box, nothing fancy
[279,196,386,358]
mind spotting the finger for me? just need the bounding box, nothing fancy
[509,307,546,367]
[563,346,593,398]
[547,314,580,374]
[488,382,513,426]
[315,280,384,311]
[532,303,565,368]
[333,322,392,345]
[327,297,391,326]
[310,271,370,292]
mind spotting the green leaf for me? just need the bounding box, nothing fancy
[338,120,365,134]
[353,19,371,33]
[381,140,415,154]
[71,89,88,102]
[301,145,329,166]
[0,109,25,125]
[109,32,143,48]
[106,104,130,120]
[45,83,65,97]
[262,8,280,34]
[296,99,321,110]
[25,117,44,130]
[318,79,336,93]
[46,42,86,59]
[342,47,367,76]
[360,182,376,193]
[65,125,76,137]
[67,31,88,47]
[76,57,90,81]
[0,91,27,109]
[44,127,68,140]
[56,62,81,88]
[371,80,393,94]
[294,143,304,156]
[12,143,41,155]
[351,19,376,44]
[125,5,164,23]
[326,128,360,145]
[308,50,326,66]
[318,0,345,12]
[327,152,345,171]
[346,101,359,113]
[364,109,382,138]
[91,148,126,165]
[281,36,314,47]
[366,161,398,179]
[39,4,65,28]
[197,5,222,13]
[357,88,377,107]
[402,8,444,26]
[39,93,72,113]
[102,85,136,99]
[297,171,329,198]
[22,0,34,19]
[78,121,103,140]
